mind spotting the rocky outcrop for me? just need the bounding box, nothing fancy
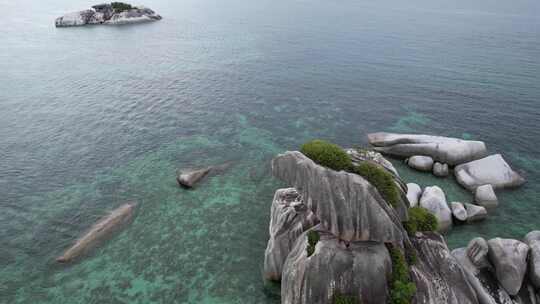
[524,231,540,289]
[346,148,399,177]
[487,238,529,295]
[271,151,405,243]
[433,162,449,177]
[450,202,467,221]
[474,185,498,209]
[56,202,136,263]
[464,203,487,222]
[455,154,526,191]
[281,226,392,304]
[55,3,162,27]
[410,232,479,304]
[176,167,211,188]
[264,188,319,281]
[367,132,487,166]
[419,186,452,232]
[406,155,434,172]
[406,183,422,207]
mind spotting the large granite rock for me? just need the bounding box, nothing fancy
[487,238,529,296]
[55,4,162,27]
[272,151,405,243]
[464,203,487,222]
[407,155,434,172]
[406,183,422,207]
[433,162,449,177]
[410,232,479,304]
[281,226,392,304]
[466,237,491,269]
[474,185,498,209]
[524,231,540,289]
[264,188,319,281]
[455,154,526,191]
[450,202,468,222]
[367,132,487,166]
[419,186,452,232]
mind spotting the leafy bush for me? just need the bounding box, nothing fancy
[352,162,400,207]
[404,207,438,235]
[306,230,320,257]
[388,246,416,304]
[300,140,352,172]
[111,2,133,12]
[333,291,360,304]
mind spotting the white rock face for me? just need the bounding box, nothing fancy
[487,238,529,296]
[55,5,162,27]
[367,132,487,165]
[406,183,422,207]
[474,185,498,209]
[407,155,434,172]
[455,154,525,191]
[55,10,94,27]
[464,203,487,222]
[433,162,449,177]
[419,186,452,232]
[450,202,467,221]
[524,231,540,289]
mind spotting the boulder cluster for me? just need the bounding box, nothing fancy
[55,3,162,27]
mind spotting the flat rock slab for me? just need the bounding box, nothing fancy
[367,132,487,166]
[455,154,525,191]
[176,167,211,188]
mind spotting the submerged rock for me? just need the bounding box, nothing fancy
[176,167,211,188]
[450,202,467,222]
[406,183,422,207]
[367,132,487,166]
[55,3,162,27]
[433,162,449,177]
[272,151,405,243]
[56,202,136,263]
[419,186,452,232]
[455,154,525,191]
[264,188,319,281]
[487,238,529,296]
[407,155,434,172]
[410,232,479,304]
[281,226,391,304]
[464,203,487,222]
[524,231,540,289]
[474,185,498,209]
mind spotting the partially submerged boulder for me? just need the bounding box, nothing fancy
[474,185,498,209]
[406,183,422,207]
[433,162,449,177]
[281,226,392,304]
[419,186,452,232]
[487,238,529,296]
[264,188,319,281]
[176,167,211,188]
[450,202,467,222]
[367,132,487,166]
[455,154,525,191]
[407,155,434,172]
[272,151,405,243]
[464,203,487,223]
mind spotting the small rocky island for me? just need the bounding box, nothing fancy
[55,2,162,27]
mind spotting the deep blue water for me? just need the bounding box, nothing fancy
[1,0,540,303]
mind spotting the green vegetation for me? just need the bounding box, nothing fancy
[111,2,133,12]
[403,207,438,235]
[388,246,416,304]
[300,140,352,172]
[332,291,360,304]
[352,162,400,207]
[306,230,320,257]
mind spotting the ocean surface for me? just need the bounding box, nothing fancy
[1,0,540,302]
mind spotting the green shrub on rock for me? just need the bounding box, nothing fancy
[111,2,133,12]
[306,230,320,257]
[388,246,416,304]
[300,140,352,172]
[352,162,400,207]
[332,291,360,304]
[404,207,438,235]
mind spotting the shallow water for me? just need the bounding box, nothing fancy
[1,0,540,302]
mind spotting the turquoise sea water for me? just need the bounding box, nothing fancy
[1,0,540,302]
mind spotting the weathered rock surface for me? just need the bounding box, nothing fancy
[524,231,540,289]
[474,184,499,209]
[56,202,136,263]
[406,183,422,207]
[450,202,468,221]
[455,154,526,191]
[281,226,392,304]
[55,4,162,27]
[464,203,487,222]
[367,132,487,166]
[419,186,452,232]
[433,162,449,177]
[466,237,490,269]
[264,188,319,281]
[487,238,529,295]
[407,155,434,172]
[346,148,399,177]
[176,167,211,188]
[410,232,479,304]
[272,151,405,243]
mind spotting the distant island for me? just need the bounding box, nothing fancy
[55,2,162,27]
